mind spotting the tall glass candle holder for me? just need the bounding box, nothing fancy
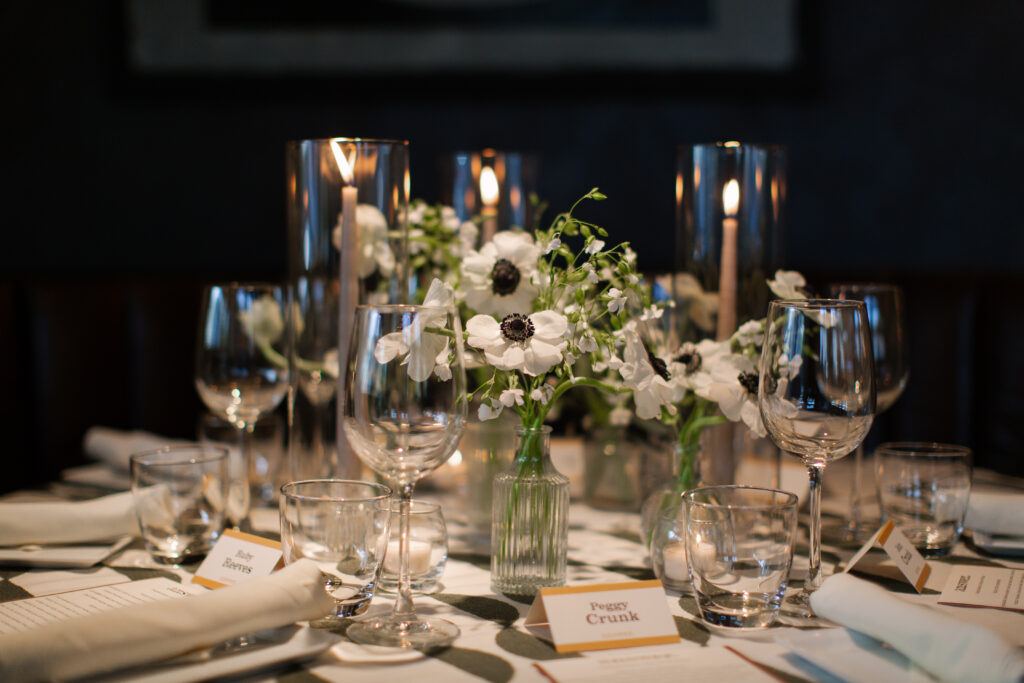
[441,149,539,245]
[285,138,409,482]
[675,142,786,487]
[675,142,785,343]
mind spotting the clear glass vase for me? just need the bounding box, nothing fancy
[640,442,700,546]
[460,413,518,544]
[490,425,569,596]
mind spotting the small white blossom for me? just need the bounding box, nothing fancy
[585,239,605,254]
[541,237,561,255]
[579,333,599,353]
[606,288,627,314]
[768,270,807,300]
[439,206,460,231]
[640,306,664,322]
[735,319,764,347]
[530,385,554,405]
[478,400,503,421]
[584,263,599,284]
[499,388,525,407]
[628,273,640,285]
[239,295,285,346]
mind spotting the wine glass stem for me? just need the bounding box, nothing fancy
[806,463,824,593]
[235,423,254,529]
[394,483,415,620]
[847,443,865,531]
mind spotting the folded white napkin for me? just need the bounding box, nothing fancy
[810,573,1024,683]
[0,559,335,682]
[0,491,138,546]
[83,426,186,471]
[965,491,1024,536]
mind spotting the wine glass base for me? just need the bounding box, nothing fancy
[347,615,459,650]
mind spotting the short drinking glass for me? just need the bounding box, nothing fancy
[280,480,392,624]
[651,505,690,593]
[684,486,799,630]
[130,446,230,564]
[876,442,972,556]
[380,500,448,594]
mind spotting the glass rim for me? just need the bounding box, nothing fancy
[683,484,799,510]
[769,298,867,310]
[355,303,454,313]
[203,282,284,293]
[875,442,972,458]
[286,137,409,146]
[280,478,393,502]
[682,141,787,152]
[130,445,229,467]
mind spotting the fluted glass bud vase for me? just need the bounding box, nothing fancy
[490,426,569,596]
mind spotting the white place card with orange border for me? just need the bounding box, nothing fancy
[524,580,679,653]
[845,519,931,592]
[939,566,1024,611]
[192,529,283,589]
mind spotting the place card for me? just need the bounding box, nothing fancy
[844,520,931,592]
[939,566,1024,611]
[192,529,283,589]
[524,580,679,653]
[534,645,776,682]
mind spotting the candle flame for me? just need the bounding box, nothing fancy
[480,166,499,206]
[723,179,739,217]
[330,140,356,185]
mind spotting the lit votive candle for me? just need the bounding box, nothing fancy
[384,539,433,575]
[661,542,690,582]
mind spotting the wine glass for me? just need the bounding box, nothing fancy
[758,299,875,613]
[195,283,289,529]
[829,284,909,540]
[341,303,466,649]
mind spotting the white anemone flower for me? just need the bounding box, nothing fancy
[239,295,284,345]
[664,272,719,333]
[768,270,808,300]
[373,279,454,382]
[465,310,568,376]
[734,319,764,347]
[461,231,540,317]
[618,330,684,420]
[332,204,396,279]
[692,352,767,438]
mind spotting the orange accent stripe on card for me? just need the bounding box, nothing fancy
[914,563,932,593]
[191,576,226,590]
[876,520,895,545]
[222,529,282,550]
[540,580,664,597]
[554,634,680,653]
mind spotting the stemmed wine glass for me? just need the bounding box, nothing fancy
[341,303,466,649]
[758,299,875,613]
[195,283,290,528]
[829,284,909,540]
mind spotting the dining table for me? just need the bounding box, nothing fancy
[2,451,1023,683]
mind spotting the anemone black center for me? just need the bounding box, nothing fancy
[490,259,521,295]
[500,313,535,342]
[647,350,671,381]
[738,371,759,395]
[674,343,701,374]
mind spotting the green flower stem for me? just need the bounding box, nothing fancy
[257,339,326,375]
[673,398,727,490]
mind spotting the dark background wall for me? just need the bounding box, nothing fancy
[2,1,1022,491]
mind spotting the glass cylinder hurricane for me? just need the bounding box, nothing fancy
[285,138,409,484]
[675,142,785,343]
[490,425,570,597]
[441,149,539,245]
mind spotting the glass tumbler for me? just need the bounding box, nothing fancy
[876,442,972,556]
[651,505,690,592]
[279,479,392,624]
[684,485,798,630]
[379,500,448,594]
[130,445,230,565]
